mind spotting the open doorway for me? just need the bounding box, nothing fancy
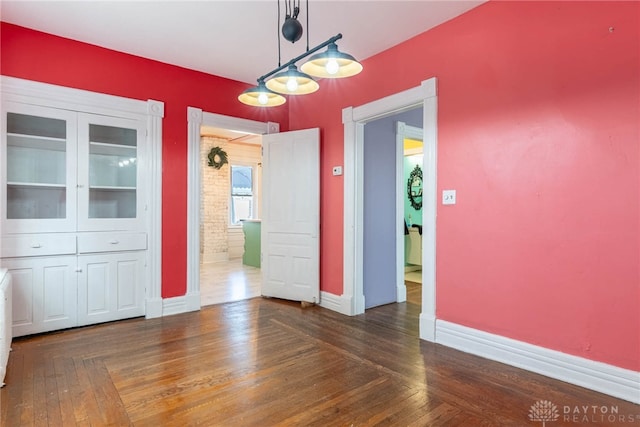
[199,126,263,306]
[186,108,280,311]
[397,121,424,308]
[361,108,423,311]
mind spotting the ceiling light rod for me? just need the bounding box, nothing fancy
[257,33,342,83]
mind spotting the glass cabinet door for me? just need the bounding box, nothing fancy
[2,102,77,233]
[77,113,145,231]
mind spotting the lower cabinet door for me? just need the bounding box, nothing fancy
[2,256,78,337]
[77,251,145,326]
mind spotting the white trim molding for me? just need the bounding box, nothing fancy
[145,99,165,319]
[186,107,203,313]
[1,76,152,119]
[342,78,438,343]
[436,320,640,404]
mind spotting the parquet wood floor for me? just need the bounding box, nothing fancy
[1,296,637,426]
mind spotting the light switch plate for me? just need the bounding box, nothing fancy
[332,166,343,176]
[442,190,456,205]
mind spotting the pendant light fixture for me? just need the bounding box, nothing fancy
[265,64,319,95]
[300,42,363,78]
[239,0,362,107]
[238,80,286,107]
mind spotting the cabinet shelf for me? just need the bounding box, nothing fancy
[7,133,66,151]
[7,182,66,189]
[90,186,136,191]
[90,141,136,156]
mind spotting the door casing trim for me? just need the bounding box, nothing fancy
[342,78,438,341]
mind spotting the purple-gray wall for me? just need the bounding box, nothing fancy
[363,107,423,309]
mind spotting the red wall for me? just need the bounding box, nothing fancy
[291,1,639,371]
[0,22,289,299]
[2,1,638,371]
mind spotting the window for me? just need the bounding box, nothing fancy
[230,165,254,225]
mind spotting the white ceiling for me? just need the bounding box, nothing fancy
[1,0,484,85]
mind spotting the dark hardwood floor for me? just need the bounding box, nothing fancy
[1,294,638,426]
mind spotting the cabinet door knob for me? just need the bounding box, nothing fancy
[75,268,82,273]
[30,243,41,248]
[77,184,84,188]
[109,240,119,244]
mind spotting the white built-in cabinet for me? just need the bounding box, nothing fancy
[1,77,163,337]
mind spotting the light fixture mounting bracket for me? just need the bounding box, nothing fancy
[282,5,302,43]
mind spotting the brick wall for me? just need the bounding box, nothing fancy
[200,137,262,263]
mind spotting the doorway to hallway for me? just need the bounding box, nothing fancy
[362,107,424,311]
[342,77,438,341]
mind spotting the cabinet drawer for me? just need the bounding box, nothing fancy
[1,233,76,257]
[77,232,147,253]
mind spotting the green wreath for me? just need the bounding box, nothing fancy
[207,146,228,169]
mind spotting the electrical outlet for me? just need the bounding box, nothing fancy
[442,190,456,205]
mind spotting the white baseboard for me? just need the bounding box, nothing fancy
[396,284,407,303]
[145,298,163,319]
[161,292,201,316]
[436,320,640,404]
[185,292,201,312]
[161,296,188,316]
[420,312,436,342]
[319,291,352,316]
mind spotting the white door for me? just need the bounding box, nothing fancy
[76,113,145,232]
[261,128,320,303]
[2,102,78,234]
[4,256,78,337]
[77,251,145,326]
